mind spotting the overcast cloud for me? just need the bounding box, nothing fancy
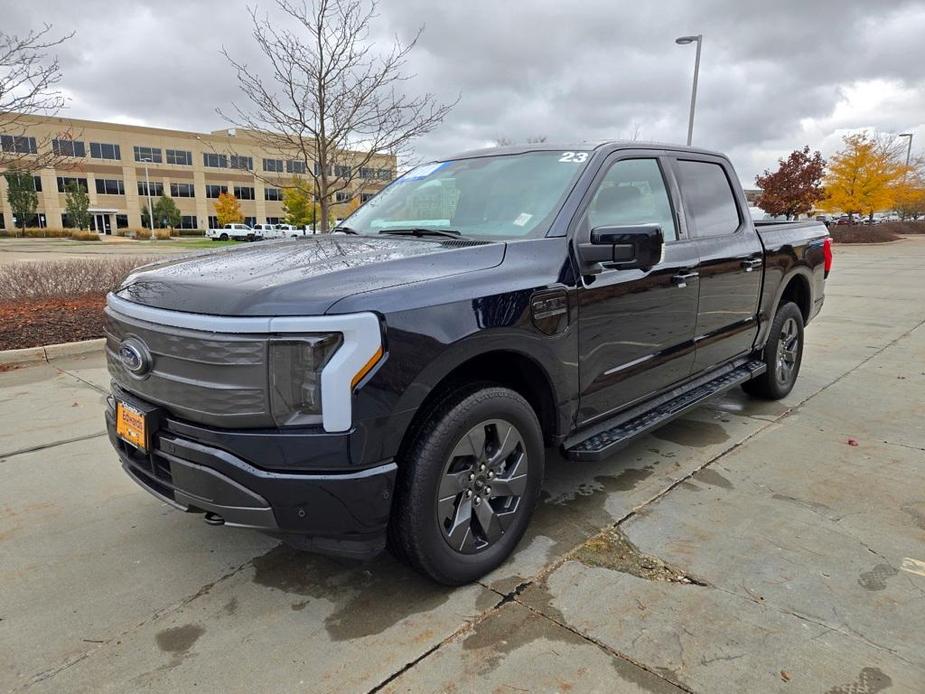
[7,0,925,183]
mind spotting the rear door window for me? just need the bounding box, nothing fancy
[676,160,740,237]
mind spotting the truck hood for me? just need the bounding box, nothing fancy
[115,235,506,316]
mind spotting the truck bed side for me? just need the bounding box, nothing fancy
[753,219,829,347]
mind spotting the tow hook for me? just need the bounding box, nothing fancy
[204,512,225,526]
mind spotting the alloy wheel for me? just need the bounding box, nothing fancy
[436,419,528,554]
[775,317,800,385]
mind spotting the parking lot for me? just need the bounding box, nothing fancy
[2,238,924,693]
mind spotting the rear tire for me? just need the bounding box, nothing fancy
[389,385,544,585]
[219,233,228,241]
[742,301,804,400]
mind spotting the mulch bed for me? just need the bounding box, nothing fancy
[829,227,901,244]
[0,294,106,351]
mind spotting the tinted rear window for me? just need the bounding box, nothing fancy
[677,160,740,237]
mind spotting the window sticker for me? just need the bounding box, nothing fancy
[558,151,589,163]
[513,212,533,227]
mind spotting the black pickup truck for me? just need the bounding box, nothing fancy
[105,142,831,584]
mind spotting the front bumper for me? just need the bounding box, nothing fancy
[105,394,397,560]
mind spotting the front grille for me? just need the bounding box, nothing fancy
[105,305,274,428]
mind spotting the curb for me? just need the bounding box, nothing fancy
[0,338,105,368]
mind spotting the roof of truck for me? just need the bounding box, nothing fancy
[442,140,727,161]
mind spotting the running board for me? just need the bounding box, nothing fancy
[564,360,766,462]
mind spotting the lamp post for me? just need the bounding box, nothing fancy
[141,157,155,233]
[675,34,703,147]
[898,132,914,168]
[898,133,914,220]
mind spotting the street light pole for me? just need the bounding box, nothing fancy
[898,133,914,220]
[898,132,913,168]
[675,34,703,147]
[141,157,155,233]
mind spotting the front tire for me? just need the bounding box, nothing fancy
[743,301,804,400]
[390,386,544,585]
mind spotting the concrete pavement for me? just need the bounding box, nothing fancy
[1,238,924,693]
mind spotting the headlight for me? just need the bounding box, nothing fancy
[268,334,342,427]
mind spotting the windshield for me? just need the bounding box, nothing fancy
[343,150,591,239]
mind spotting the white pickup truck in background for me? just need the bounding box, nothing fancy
[206,223,255,241]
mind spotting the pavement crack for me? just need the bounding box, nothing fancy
[53,366,109,395]
[18,555,257,691]
[1,431,107,460]
[512,593,695,693]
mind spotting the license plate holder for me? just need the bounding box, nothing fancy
[115,398,161,453]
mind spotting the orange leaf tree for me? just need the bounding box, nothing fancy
[824,133,903,219]
[214,192,244,226]
[755,146,826,219]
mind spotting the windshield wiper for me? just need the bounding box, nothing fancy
[378,227,462,239]
[332,225,359,234]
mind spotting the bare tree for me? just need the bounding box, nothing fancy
[222,0,456,232]
[0,24,73,170]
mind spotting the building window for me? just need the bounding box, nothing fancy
[0,134,37,154]
[208,216,219,229]
[95,178,125,195]
[0,213,4,229]
[137,180,164,197]
[263,158,283,172]
[170,182,195,198]
[166,149,192,166]
[335,191,351,203]
[234,186,255,200]
[203,152,227,168]
[230,155,253,170]
[205,184,227,199]
[90,142,121,160]
[244,216,257,227]
[179,215,198,229]
[287,160,306,174]
[61,213,75,229]
[334,164,352,178]
[266,217,281,225]
[31,176,42,192]
[116,214,129,229]
[133,146,162,163]
[56,176,88,193]
[361,192,375,203]
[377,168,393,180]
[264,187,282,201]
[52,138,86,157]
[359,167,375,179]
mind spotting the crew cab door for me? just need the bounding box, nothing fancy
[670,156,763,373]
[574,153,700,426]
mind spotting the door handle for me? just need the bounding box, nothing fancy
[671,271,699,288]
[741,258,763,271]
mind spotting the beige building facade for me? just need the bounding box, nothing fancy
[0,114,395,232]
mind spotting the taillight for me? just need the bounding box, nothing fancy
[823,237,833,277]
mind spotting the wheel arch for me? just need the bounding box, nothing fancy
[394,348,563,463]
[775,269,813,323]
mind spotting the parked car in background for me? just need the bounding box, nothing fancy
[206,223,255,241]
[252,223,280,240]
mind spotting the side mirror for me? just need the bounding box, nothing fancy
[578,224,664,273]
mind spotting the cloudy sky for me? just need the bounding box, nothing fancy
[8,0,925,183]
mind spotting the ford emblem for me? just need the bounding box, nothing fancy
[118,338,151,376]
